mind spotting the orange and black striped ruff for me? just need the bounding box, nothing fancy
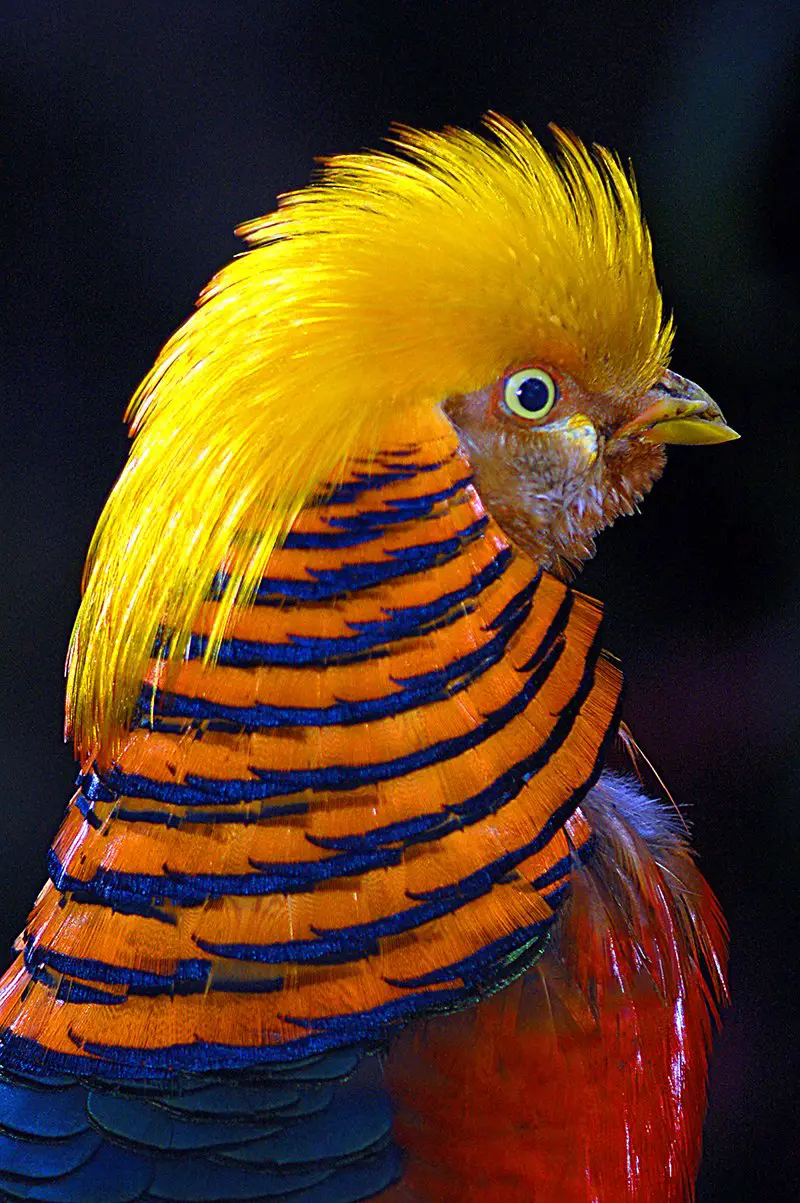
[0,426,621,1077]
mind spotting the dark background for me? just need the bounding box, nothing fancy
[2,2,798,1197]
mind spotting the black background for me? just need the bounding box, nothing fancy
[2,2,799,1198]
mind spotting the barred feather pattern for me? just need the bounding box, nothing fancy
[385,771,728,1201]
[0,429,622,1087]
[0,769,726,1201]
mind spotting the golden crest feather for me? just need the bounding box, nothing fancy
[66,114,672,757]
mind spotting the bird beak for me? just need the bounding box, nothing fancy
[616,371,739,446]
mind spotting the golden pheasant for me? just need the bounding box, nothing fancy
[0,116,733,1201]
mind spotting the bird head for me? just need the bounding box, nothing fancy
[444,363,736,576]
[67,115,738,756]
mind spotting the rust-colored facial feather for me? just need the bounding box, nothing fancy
[443,363,668,576]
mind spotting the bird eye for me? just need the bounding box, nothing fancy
[503,368,558,421]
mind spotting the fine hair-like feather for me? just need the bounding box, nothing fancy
[66,115,672,759]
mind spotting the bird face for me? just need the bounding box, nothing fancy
[443,366,737,576]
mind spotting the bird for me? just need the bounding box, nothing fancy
[0,116,734,1201]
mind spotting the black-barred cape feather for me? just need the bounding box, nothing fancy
[0,427,622,1074]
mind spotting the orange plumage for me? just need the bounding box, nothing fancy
[0,423,618,1065]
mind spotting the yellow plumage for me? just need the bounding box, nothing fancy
[66,115,672,758]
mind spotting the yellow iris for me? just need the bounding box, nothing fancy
[503,368,558,420]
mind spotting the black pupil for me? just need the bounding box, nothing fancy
[516,375,551,413]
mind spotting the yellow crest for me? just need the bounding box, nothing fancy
[67,115,672,757]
